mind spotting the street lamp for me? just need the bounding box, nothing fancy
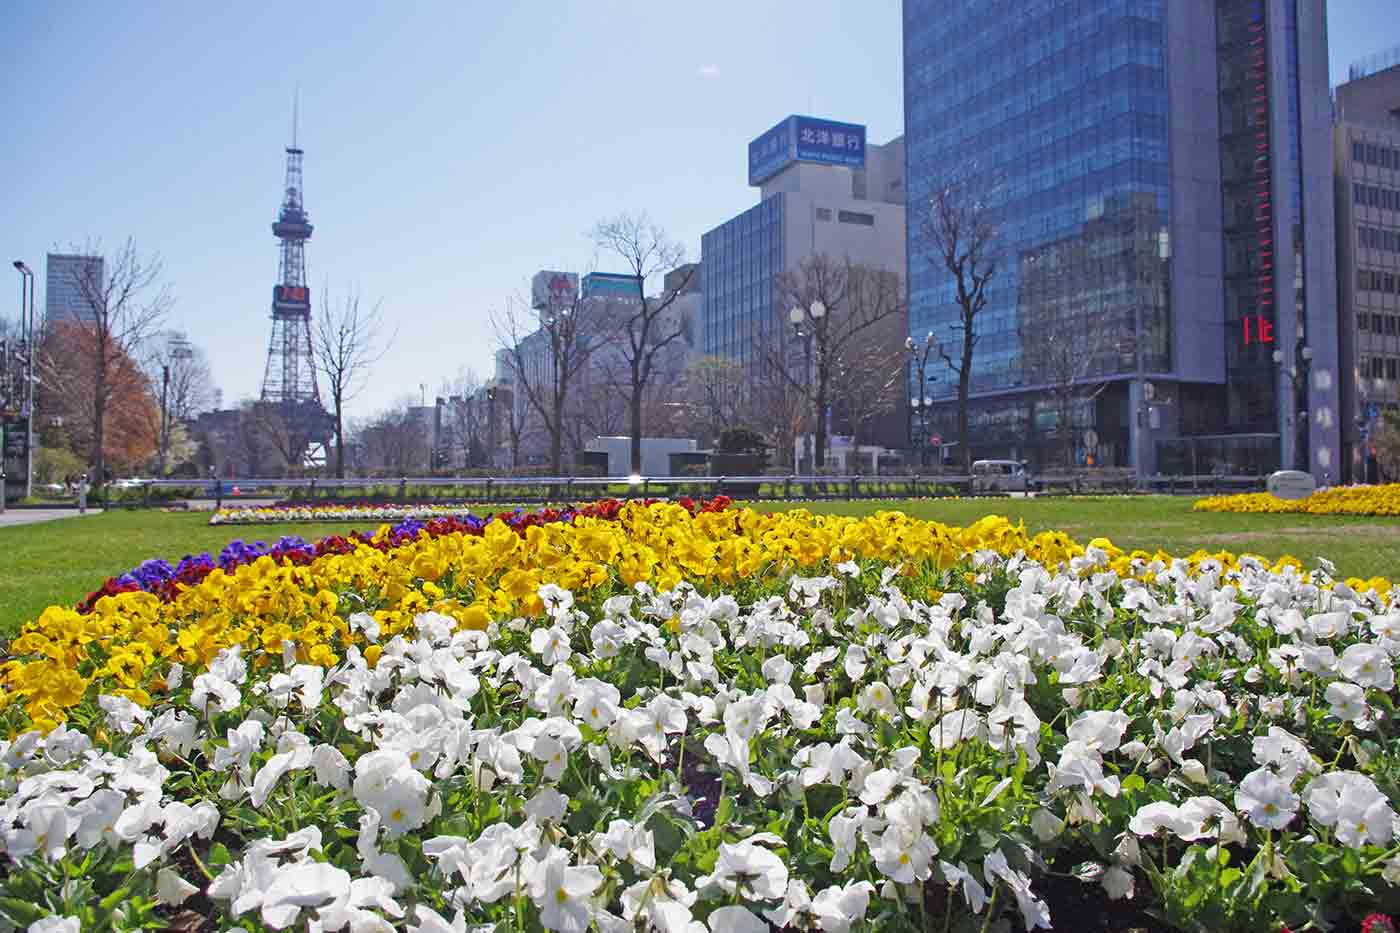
[906,332,941,468]
[484,382,498,468]
[1273,340,1313,473]
[12,260,34,499]
[789,300,827,472]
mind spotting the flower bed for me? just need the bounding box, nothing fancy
[1194,483,1400,516]
[2,500,1399,932]
[211,503,486,525]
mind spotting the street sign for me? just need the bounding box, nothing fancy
[1267,470,1316,501]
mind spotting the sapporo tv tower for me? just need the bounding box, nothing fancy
[258,100,332,466]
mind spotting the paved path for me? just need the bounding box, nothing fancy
[0,508,104,527]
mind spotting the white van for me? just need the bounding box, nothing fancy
[971,460,1033,493]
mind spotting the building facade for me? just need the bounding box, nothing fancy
[903,0,1339,479]
[45,254,104,325]
[1334,59,1400,483]
[701,117,907,370]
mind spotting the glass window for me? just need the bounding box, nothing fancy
[837,210,875,226]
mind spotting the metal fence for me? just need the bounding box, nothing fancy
[82,472,1271,510]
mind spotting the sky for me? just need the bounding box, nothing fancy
[0,1,1395,420]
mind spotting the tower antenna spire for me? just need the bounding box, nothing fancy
[259,103,330,467]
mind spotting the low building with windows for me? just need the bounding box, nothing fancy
[1335,56,1400,482]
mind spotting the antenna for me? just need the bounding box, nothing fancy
[292,85,300,150]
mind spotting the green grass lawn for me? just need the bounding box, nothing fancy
[2,496,1398,639]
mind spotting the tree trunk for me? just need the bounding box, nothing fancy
[551,392,564,475]
[93,356,107,485]
[629,380,644,475]
[334,400,346,479]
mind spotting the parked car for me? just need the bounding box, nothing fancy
[970,459,1035,494]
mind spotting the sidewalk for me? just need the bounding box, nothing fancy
[0,508,104,527]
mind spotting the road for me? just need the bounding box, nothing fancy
[0,508,104,527]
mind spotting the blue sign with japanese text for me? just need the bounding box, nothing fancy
[747,116,866,186]
[748,118,795,186]
[793,116,865,169]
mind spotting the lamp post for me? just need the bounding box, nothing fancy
[12,261,34,499]
[789,300,827,472]
[1273,340,1313,473]
[906,332,941,468]
[484,382,498,468]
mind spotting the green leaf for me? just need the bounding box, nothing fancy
[99,886,131,911]
[1121,773,1146,795]
[0,896,44,925]
[715,795,735,829]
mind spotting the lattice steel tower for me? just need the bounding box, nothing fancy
[258,117,331,463]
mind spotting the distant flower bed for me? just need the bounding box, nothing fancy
[1,501,1398,931]
[1193,483,1400,516]
[210,503,481,525]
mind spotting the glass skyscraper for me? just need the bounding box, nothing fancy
[903,0,1338,478]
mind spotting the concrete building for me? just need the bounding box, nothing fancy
[701,116,907,370]
[1334,56,1400,482]
[903,0,1339,480]
[45,254,103,325]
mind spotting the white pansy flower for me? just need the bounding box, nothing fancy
[530,625,573,666]
[1236,768,1299,829]
[1339,643,1394,690]
[699,840,788,900]
[530,848,601,933]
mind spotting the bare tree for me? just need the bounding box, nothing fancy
[437,368,482,469]
[1018,316,1118,469]
[146,331,216,474]
[747,323,808,471]
[1374,410,1400,483]
[237,400,305,476]
[353,399,430,474]
[828,327,905,455]
[921,175,1001,470]
[493,288,609,475]
[494,381,527,470]
[775,255,907,469]
[312,290,393,478]
[64,240,172,482]
[682,356,749,449]
[590,214,694,474]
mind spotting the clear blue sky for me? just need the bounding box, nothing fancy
[0,1,1394,419]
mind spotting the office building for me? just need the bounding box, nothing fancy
[45,254,104,325]
[701,116,907,370]
[903,0,1339,478]
[1334,55,1400,482]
